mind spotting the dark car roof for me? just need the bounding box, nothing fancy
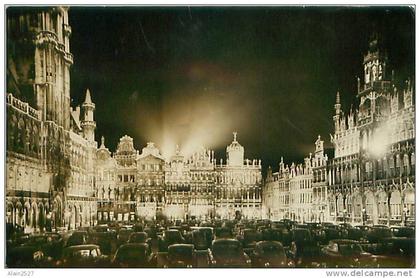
[213,238,240,245]
[64,244,100,250]
[118,243,148,250]
[168,244,194,251]
[329,239,361,244]
[256,241,284,248]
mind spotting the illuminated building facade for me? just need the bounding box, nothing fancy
[263,36,415,226]
[96,133,262,221]
[263,137,328,222]
[328,36,415,225]
[6,7,97,232]
[311,136,329,223]
[214,133,263,220]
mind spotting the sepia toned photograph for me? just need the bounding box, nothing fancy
[4,4,415,270]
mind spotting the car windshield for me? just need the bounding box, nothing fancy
[131,233,146,241]
[193,232,207,244]
[339,244,363,256]
[166,231,182,241]
[213,241,241,256]
[116,246,147,261]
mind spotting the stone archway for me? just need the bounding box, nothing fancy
[365,191,377,224]
[376,190,388,221]
[352,192,363,223]
[390,191,402,219]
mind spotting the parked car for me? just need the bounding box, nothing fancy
[112,243,156,267]
[289,228,320,267]
[364,226,394,254]
[58,244,109,267]
[65,231,88,247]
[215,227,234,239]
[165,244,196,268]
[354,225,372,239]
[191,229,213,250]
[6,245,51,268]
[346,227,365,241]
[374,237,415,267]
[320,240,378,268]
[21,233,64,260]
[321,226,342,244]
[158,229,185,251]
[90,231,117,255]
[238,229,261,254]
[128,232,149,244]
[390,226,415,238]
[249,241,294,268]
[305,222,325,242]
[117,228,133,246]
[208,239,251,267]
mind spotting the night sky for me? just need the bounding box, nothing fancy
[68,6,414,173]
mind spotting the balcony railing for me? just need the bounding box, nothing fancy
[7,93,40,120]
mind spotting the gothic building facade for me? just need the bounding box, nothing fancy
[328,36,415,225]
[263,36,415,226]
[6,7,97,232]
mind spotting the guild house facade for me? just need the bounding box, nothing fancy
[96,133,263,221]
[263,36,415,226]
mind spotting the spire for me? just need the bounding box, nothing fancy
[334,90,342,116]
[233,131,238,142]
[84,88,92,104]
[336,91,341,105]
[100,136,105,148]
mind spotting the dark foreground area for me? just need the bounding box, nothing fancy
[6,219,415,268]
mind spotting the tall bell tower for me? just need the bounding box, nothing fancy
[362,34,388,87]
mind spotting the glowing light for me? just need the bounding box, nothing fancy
[369,124,391,157]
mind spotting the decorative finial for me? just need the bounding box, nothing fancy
[233,131,238,142]
[175,144,180,155]
[318,135,321,140]
[100,136,105,147]
[336,91,341,104]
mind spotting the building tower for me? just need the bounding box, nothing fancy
[363,34,388,87]
[81,89,96,142]
[333,91,342,133]
[7,7,73,129]
[226,132,244,167]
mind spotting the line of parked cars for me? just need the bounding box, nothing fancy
[5,219,415,268]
